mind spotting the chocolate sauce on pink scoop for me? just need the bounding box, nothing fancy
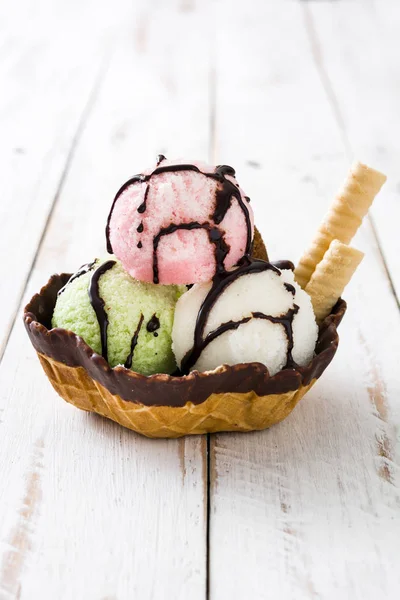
[146,314,160,333]
[105,161,253,283]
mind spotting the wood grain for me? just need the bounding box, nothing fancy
[0,0,112,359]
[209,1,400,598]
[0,0,399,598]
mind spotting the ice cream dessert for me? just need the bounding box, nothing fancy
[52,257,184,375]
[106,156,254,284]
[24,158,387,438]
[172,259,318,376]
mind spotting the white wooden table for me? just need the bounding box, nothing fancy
[1,1,400,598]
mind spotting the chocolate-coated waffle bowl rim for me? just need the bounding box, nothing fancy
[24,273,346,408]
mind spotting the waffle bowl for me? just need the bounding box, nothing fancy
[23,160,387,438]
[24,256,346,438]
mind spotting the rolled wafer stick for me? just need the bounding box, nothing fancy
[305,240,364,324]
[295,162,386,289]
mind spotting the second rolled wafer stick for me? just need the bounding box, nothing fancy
[294,162,386,289]
[305,240,364,324]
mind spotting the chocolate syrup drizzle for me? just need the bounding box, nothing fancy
[57,261,96,296]
[253,307,299,367]
[60,257,164,368]
[271,260,295,271]
[147,314,160,334]
[181,256,300,373]
[187,305,299,373]
[181,259,300,374]
[88,260,116,361]
[153,222,229,284]
[105,160,252,279]
[137,184,150,214]
[284,283,296,296]
[124,314,144,369]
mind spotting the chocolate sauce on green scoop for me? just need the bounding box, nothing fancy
[124,314,144,369]
[88,260,116,361]
[146,314,160,333]
[64,259,154,368]
[57,261,96,296]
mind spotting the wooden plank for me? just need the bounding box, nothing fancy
[209,1,400,599]
[0,0,111,359]
[0,1,212,598]
[303,0,400,298]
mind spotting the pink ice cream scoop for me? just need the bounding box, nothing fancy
[106,156,254,285]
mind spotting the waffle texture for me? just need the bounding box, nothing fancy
[38,353,314,438]
[294,162,386,289]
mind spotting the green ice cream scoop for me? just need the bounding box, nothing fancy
[52,257,185,376]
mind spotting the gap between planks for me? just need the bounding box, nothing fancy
[206,39,217,597]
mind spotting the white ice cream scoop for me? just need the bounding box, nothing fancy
[172,260,318,376]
